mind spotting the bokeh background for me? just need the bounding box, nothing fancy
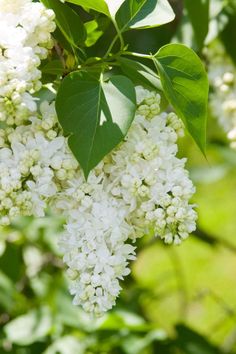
[1,0,236,353]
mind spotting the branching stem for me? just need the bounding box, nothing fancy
[104,20,125,58]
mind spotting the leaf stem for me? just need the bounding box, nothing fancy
[113,20,125,50]
[122,51,154,60]
[104,20,125,58]
[104,33,120,58]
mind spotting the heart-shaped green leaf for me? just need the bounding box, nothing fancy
[154,43,208,153]
[41,0,86,47]
[115,0,175,32]
[56,72,136,179]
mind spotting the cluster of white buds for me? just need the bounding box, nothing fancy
[0,101,78,226]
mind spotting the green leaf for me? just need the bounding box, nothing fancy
[0,243,22,282]
[175,325,222,354]
[56,71,136,178]
[184,0,210,50]
[65,0,110,16]
[220,11,236,64]
[41,60,64,76]
[41,0,86,47]
[119,57,162,91]
[34,86,56,106]
[4,307,52,345]
[115,0,175,32]
[154,43,208,152]
[0,271,16,311]
[53,27,74,53]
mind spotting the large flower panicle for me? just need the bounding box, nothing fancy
[209,52,236,147]
[0,0,55,125]
[0,0,197,316]
[0,88,197,315]
[55,87,197,315]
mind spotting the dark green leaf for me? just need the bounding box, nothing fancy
[220,11,236,64]
[65,0,110,16]
[154,43,208,152]
[115,0,175,32]
[53,27,74,53]
[56,71,136,178]
[119,57,162,91]
[184,0,209,50]
[41,0,86,47]
[41,60,64,76]
[175,325,222,354]
[0,243,22,282]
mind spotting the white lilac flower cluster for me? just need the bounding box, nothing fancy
[209,54,236,148]
[54,87,197,315]
[0,87,197,315]
[0,0,197,316]
[0,0,55,125]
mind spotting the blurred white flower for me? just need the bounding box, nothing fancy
[208,49,236,148]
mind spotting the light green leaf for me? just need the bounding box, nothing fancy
[119,57,162,91]
[43,336,85,354]
[184,0,210,50]
[56,71,136,178]
[41,0,86,47]
[65,0,109,16]
[4,307,52,345]
[115,0,175,32]
[154,43,208,152]
[84,18,110,47]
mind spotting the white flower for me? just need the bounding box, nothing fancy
[208,48,236,148]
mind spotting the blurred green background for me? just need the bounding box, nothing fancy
[1,0,236,353]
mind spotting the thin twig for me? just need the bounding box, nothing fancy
[54,41,66,69]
